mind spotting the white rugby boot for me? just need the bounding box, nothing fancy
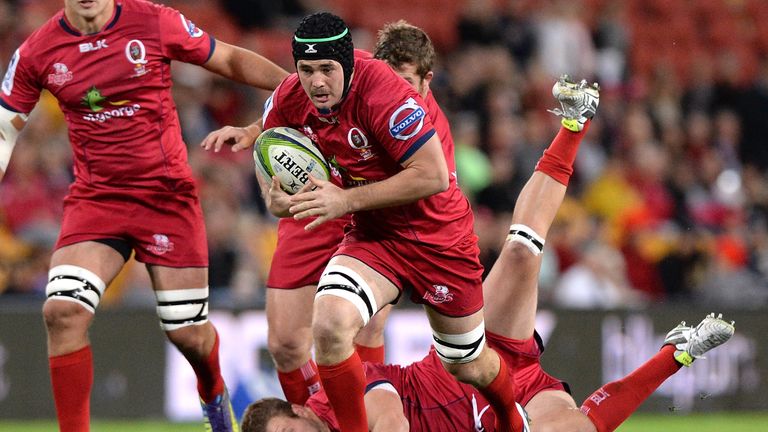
[664,313,735,367]
[548,74,600,132]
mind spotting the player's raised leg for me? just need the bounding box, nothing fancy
[44,241,126,432]
[580,313,735,432]
[484,74,599,340]
[482,75,598,431]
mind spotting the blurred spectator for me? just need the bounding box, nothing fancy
[2,0,768,312]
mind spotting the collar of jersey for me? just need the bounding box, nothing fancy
[59,3,122,37]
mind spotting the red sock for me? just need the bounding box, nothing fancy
[478,356,525,432]
[277,360,321,405]
[534,120,591,186]
[49,345,93,432]
[580,345,682,432]
[190,328,225,403]
[354,343,385,364]
[318,352,368,432]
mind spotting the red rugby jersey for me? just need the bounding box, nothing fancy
[263,57,474,248]
[0,0,214,189]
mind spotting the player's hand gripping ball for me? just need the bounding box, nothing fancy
[253,127,330,194]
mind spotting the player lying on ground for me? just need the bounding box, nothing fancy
[237,75,736,432]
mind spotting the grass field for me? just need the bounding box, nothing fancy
[1,413,767,431]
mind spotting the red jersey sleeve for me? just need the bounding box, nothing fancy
[157,5,214,65]
[262,79,291,130]
[1,45,42,114]
[358,61,436,164]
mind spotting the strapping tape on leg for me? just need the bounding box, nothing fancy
[316,264,378,326]
[46,265,107,314]
[432,320,486,364]
[155,287,209,331]
[507,224,545,255]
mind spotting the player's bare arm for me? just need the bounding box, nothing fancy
[200,117,263,152]
[364,388,409,432]
[289,133,448,230]
[204,41,289,91]
[0,105,27,182]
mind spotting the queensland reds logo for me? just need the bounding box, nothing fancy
[347,127,374,160]
[47,63,73,86]
[389,97,425,140]
[125,39,148,77]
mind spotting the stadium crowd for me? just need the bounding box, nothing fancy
[2,0,768,312]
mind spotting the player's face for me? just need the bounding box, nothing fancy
[64,0,114,32]
[392,62,433,99]
[297,59,346,110]
[267,415,324,432]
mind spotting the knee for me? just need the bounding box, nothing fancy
[166,324,210,356]
[312,299,361,354]
[267,329,313,367]
[42,298,91,332]
[505,241,540,272]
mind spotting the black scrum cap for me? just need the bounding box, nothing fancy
[292,12,355,101]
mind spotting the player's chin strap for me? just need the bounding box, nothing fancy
[0,105,27,172]
[507,224,545,256]
[316,264,378,326]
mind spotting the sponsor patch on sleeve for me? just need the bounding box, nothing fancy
[389,97,425,140]
[2,49,20,96]
[179,13,204,38]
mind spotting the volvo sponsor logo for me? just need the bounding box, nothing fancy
[179,13,204,38]
[389,97,425,140]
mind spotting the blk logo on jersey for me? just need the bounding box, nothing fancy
[79,39,108,53]
[389,97,425,140]
[47,63,73,86]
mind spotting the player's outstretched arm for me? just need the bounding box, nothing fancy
[365,388,409,432]
[0,105,27,182]
[200,117,263,152]
[204,41,289,91]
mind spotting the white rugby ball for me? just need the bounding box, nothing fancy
[253,127,330,195]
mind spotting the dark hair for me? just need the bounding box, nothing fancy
[292,12,355,99]
[374,20,435,79]
[241,398,296,432]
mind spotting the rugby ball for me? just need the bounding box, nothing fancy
[253,127,330,194]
